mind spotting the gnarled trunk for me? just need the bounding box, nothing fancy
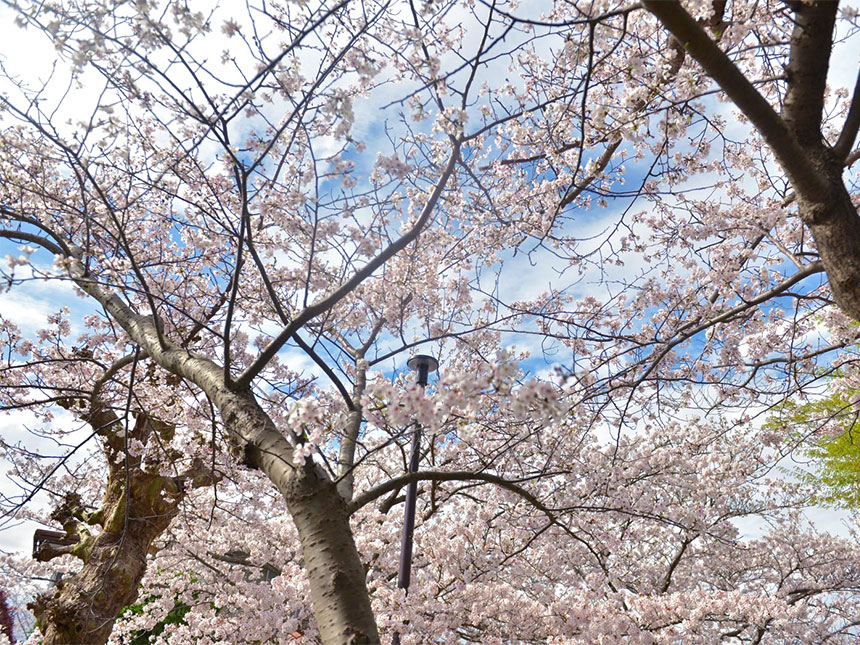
[30,410,215,645]
[31,484,176,644]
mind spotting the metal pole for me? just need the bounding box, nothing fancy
[396,422,422,590]
[393,355,438,644]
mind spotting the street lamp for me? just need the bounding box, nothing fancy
[406,354,438,391]
[393,354,438,643]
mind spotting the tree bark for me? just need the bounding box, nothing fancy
[797,156,860,323]
[32,486,176,644]
[214,389,380,643]
[30,412,192,644]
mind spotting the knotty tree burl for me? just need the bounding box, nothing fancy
[3,0,860,643]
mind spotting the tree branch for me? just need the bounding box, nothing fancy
[0,208,72,254]
[625,260,825,393]
[834,68,860,160]
[642,0,830,200]
[0,229,63,255]
[234,140,462,390]
[347,469,550,517]
[293,332,355,410]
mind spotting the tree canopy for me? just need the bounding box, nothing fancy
[1,0,860,643]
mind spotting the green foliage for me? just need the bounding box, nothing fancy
[769,385,860,508]
[800,425,860,509]
[125,597,192,645]
[124,596,191,645]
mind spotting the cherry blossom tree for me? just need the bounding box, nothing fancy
[1,0,860,643]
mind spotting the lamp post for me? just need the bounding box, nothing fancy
[393,354,438,644]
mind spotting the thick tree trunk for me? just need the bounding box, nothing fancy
[30,408,215,645]
[284,466,378,643]
[215,389,380,643]
[31,466,184,644]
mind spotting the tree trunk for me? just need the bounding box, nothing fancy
[65,246,382,642]
[215,389,380,643]
[797,162,860,324]
[31,467,184,644]
[29,408,216,645]
[285,465,379,643]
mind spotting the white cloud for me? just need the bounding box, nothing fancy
[0,259,92,338]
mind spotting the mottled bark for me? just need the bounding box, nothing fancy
[30,412,205,645]
[285,466,378,643]
[781,1,837,148]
